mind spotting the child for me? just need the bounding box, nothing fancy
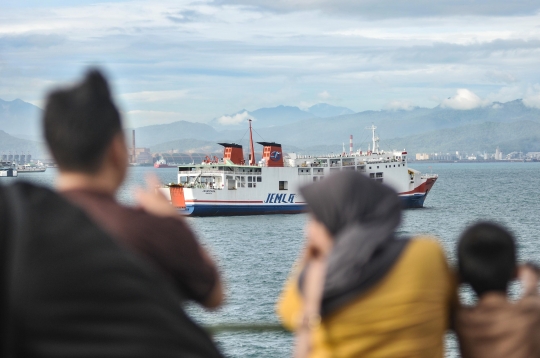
[455,222,540,358]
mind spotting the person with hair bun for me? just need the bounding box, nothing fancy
[43,68,224,309]
[277,171,456,358]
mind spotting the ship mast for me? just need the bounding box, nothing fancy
[248,119,256,166]
[366,125,379,154]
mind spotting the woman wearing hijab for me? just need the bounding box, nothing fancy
[277,171,456,357]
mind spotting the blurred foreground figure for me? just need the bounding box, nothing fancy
[277,171,456,358]
[44,69,223,309]
[0,69,223,357]
[455,222,540,358]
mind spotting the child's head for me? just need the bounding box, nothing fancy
[458,222,517,297]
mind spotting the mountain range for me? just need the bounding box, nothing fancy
[2,97,540,158]
[209,103,355,129]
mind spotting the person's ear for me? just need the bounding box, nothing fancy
[110,132,128,167]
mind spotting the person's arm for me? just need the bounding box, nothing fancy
[135,174,224,309]
[519,262,540,297]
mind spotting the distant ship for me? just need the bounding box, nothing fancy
[154,158,177,168]
[17,164,46,173]
[160,121,438,216]
[0,161,18,177]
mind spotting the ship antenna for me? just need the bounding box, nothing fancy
[248,119,256,166]
[366,124,378,154]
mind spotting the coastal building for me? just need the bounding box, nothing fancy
[126,129,152,164]
[416,153,430,160]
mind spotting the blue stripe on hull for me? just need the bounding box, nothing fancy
[400,193,427,208]
[179,204,306,217]
[178,192,431,216]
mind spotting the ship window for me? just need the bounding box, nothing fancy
[398,164,400,167]
[394,165,396,167]
[248,176,252,182]
[279,181,288,190]
[376,172,383,178]
[313,177,318,182]
[179,176,188,183]
[369,166,372,169]
[257,177,262,182]
[369,173,375,178]
[377,166,379,169]
[248,183,253,188]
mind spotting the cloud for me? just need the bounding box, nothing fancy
[216,110,253,125]
[318,90,331,100]
[440,89,490,110]
[0,34,66,48]
[166,10,208,23]
[121,90,190,103]
[484,70,518,84]
[384,100,415,111]
[213,0,540,18]
[523,87,540,109]
[3,1,540,124]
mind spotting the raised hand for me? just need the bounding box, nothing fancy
[135,173,178,218]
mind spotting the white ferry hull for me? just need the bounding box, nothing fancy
[161,124,438,216]
[160,165,437,216]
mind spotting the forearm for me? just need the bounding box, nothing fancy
[520,263,540,296]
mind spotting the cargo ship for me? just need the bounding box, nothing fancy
[160,121,437,216]
[154,158,177,168]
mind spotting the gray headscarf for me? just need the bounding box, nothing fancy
[300,171,409,316]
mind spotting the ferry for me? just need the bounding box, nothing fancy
[0,161,18,177]
[17,164,46,173]
[161,121,438,216]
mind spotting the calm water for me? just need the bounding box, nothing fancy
[4,162,540,357]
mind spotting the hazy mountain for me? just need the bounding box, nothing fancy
[239,100,540,148]
[250,105,315,125]
[129,121,220,148]
[0,98,42,140]
[149,136,304,157]
[307,103,355,118]
[383,120,540,154]
[0,130,46,157]
[5,97,540,156]
[150,139,223,154]
[209,103,355,130]
[136,99,540,154]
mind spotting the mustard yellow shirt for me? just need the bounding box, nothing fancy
[277,237,456,358]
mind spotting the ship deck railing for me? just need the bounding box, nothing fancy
[182,184,223,190]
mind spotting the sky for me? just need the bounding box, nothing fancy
[2,0,540,128]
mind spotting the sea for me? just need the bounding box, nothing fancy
[3,161,540,357]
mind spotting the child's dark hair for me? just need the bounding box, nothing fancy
[458,222,516,297]
[43,69,122,174]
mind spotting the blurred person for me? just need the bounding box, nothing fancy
[277,171,456,358]
[455,222,540,358]
[43,69,223,308]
